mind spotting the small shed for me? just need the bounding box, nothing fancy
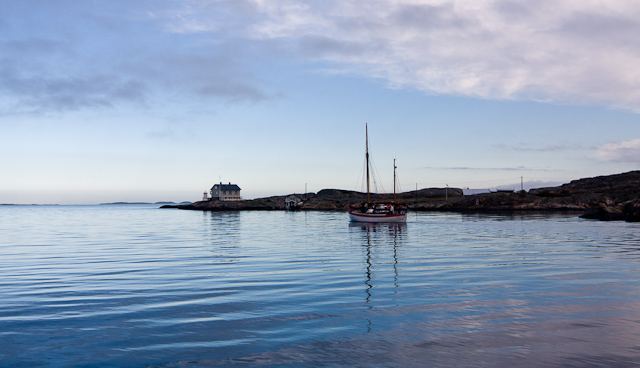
[284,195,303,211]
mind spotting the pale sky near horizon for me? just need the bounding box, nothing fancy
[2,0,640,204]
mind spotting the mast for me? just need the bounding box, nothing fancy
[393,159,397,203]
[366,124,370,204]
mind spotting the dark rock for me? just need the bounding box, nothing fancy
[580,199,640,222]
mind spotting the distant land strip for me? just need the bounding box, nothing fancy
[161,171,640,222]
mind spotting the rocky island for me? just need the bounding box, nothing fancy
[162,171,640,222]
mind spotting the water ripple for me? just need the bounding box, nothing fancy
[3,206,640,366]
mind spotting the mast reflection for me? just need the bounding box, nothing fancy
[349,222,406,332]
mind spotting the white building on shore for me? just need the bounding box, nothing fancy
[210,182,242,201]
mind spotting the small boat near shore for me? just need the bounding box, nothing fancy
[348,125,407,223]
[348,205,407,223]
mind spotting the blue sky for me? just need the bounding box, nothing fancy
[2,0,640,204]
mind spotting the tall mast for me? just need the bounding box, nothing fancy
[393,159,397,203]
[366,123,370,203]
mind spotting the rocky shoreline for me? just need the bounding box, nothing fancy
[161,171,640,222]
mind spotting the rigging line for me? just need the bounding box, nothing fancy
[366,130,382,194]
[355,157,367,192]
[368,153,386,194]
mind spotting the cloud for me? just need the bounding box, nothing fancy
[0,30,149,114]
[297,35,370,58]
[158,0,262,36]
[595,139,640,163]
[117,51,272,104]
[4,0,640,114]
[0,2,273,115]
[0,68,147,114]
[172,0,640,112]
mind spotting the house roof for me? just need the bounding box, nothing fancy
[211,184,241,191]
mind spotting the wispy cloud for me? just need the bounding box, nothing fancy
[3,0,640,114]
[170,0,640,112]
[596,139,640,163]
[0,2,273,115]
[0,69,147,114]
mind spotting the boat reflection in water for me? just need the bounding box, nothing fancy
[349,222,407,332]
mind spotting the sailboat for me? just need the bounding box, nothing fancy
[348,125,408,223]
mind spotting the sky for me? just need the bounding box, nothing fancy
[2,0,640,204]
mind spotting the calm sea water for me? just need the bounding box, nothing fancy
[2,205,640,367]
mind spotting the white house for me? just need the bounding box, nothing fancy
[210,182,242,201]
[284,195,303,211]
